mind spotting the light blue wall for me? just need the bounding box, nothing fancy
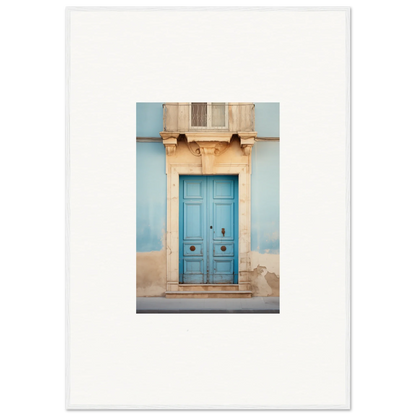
[136,103,164,137]
[136,142,167,252]
[251,142,280,254]
[136,103,280,254]
[254,103,280,138]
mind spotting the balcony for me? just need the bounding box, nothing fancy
[163,103,255,133]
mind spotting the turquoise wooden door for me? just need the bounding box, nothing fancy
[179,175,238,284]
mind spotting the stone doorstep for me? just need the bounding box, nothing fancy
[165,291,252,299]
[178,284,239,292]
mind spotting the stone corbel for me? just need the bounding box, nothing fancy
[186,133,233,174]
[160,132,180,156]
[238,132,257,156]
[241,144,253,156]
[197,143,217,174]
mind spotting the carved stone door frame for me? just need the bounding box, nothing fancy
[161,132,256,293]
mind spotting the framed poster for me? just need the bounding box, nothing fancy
[66,7,350,409]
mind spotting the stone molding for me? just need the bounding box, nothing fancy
[161,131,257,162]
[165,163,252,293]
[161,130,257,294]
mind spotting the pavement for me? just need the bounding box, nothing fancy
[136,296,279,313]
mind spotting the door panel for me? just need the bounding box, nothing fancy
[184,179,204,199]
[179,175,238,284]
[214,259,233,272]
[213,259,234,283]
[213,180,234,199]
[184,259,204,273]
[213,242,234,257]
[213,203,234,240]
[183,203,203,239]
[183,242,203,256]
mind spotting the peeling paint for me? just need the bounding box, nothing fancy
[249,265,271,296]
[251,251,279,276]
[264,272,280,296]
[249,251,280,297]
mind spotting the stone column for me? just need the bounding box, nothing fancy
[160,133,180,291]
[237,132,257,291]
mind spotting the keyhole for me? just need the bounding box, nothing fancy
[221,228,225,237]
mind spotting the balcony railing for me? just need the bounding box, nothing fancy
[163,103,255,133]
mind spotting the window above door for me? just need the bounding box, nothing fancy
[190,103,228,130]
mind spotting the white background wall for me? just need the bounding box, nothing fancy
[70,9,348,407]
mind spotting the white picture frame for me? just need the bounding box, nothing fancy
[61,3,356,414]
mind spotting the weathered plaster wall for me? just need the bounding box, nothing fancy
[136,142,166,252]
[250,141,280,296]
[249,251,280,297]
[136,142,167,296]
[136,247,167,297]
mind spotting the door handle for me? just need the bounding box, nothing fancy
[221,228,225,237]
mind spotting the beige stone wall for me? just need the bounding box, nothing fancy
[136,249,167,297]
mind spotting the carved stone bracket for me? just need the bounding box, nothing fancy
[186,140,230,158]
[164,144,175,156]
[241,145,252,156]
[196,142,218,174]
[160,132,180,156]
[186,133,233,174]
[238,132,257,156]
